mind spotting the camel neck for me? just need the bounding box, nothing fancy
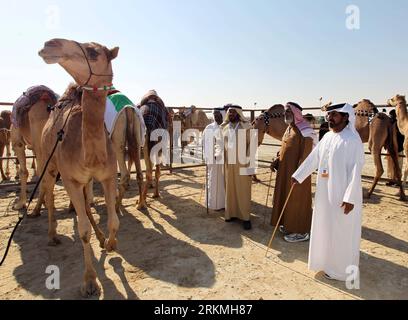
[396,101,408,127]
[81,90,108,167]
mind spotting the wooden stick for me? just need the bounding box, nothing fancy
[265,184,296,256]
[263,170,274,226]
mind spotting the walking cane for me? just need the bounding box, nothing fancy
[265,183,296,256]
[263,170,274,226]
[206,163,209,215]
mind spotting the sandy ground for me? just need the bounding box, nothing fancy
[0,138,407,300]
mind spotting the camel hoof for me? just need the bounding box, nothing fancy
[48,237,62,246]
[136,201,147,210]
[27,211,41,219]
[81,279,101,298]
[13,201,26,211]
[104,238,117,252]
[399,195,407,202]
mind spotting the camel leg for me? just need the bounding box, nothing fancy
[31,158,38,179]
[86,179,94,207]
[112,138,129,210]
[42,168,60,246]
[64,179,100,297]
[5,140,11,178]
[83,185,105,248]
[11,132,28,210]
[142,144,152,201]
[135,151,146,210]
[0,144,8,181]
[153,164,161,198]
[389,149,406,201]
[100,178,120,252]
[367,148,384,198]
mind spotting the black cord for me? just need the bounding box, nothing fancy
[0,100,76,267]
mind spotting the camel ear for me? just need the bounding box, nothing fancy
[108,47,119,61]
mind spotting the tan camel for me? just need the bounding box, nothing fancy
[174,106,211,151]
[252,104,288,145]
[64,87,146,210]
[0,110,11,181]
[111,106,145,209]
[39,38,120,296]
[354,99,405,200]
[387,95,408,186]
[10,87,57,212]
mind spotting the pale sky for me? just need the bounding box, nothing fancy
[0,0,407,113]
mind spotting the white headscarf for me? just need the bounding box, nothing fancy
[327,103,359,138]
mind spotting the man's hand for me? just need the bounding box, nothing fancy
[270,157,279,172]
[291,178,300,185]
[341,202,354,215]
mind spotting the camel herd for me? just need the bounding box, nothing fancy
[0,38,407,297]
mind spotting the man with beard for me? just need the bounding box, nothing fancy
[292,103,365,282]
[270,102,317,242]
[202,108,226,211]
[221,104,255,230]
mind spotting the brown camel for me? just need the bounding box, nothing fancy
[252,104,288,146]
[387,95,408,186]
[38,38,120,296]
[0,110,11,181]
[173,106,211,151]
[10,87,58,212]
[354,99,405,200]
[140,90,170,199]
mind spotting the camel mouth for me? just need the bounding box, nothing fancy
[38,49,63,64]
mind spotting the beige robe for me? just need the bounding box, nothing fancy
[222,121,252,221]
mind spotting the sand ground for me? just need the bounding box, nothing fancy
[0,136,407,300]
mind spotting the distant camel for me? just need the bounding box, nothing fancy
[0,110,11,181]
[10,86,58,213]
[354,99,405,200]
[388,95,408,187]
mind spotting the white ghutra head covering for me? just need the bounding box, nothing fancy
[326,103,359,138]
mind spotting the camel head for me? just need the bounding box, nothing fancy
[252,104,285,146]
[387,95,406,107]
[39,39,119,87]
[355,99,376,111]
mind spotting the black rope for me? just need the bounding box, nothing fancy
[0,100,76,267]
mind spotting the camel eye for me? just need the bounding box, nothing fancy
[86,48,99,60]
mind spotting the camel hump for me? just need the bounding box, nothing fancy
[12,85,58,128]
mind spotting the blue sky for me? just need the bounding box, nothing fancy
[0,0,407,112]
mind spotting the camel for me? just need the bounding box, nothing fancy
[387,95,408,186]
[354,99,406,200]
[173,106,211,151]
[38,38,121,296]
[252,104,288,146]
[0,110,11,181]
[139,90,170,199]
[65,87,146,210]
[10,86,58,212]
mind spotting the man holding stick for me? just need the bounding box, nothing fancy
[291,103,365,281]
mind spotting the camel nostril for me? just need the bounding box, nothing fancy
[44,40,61,48]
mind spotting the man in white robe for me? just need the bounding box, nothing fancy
[202,108,225,211]
[292,103,365,282]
